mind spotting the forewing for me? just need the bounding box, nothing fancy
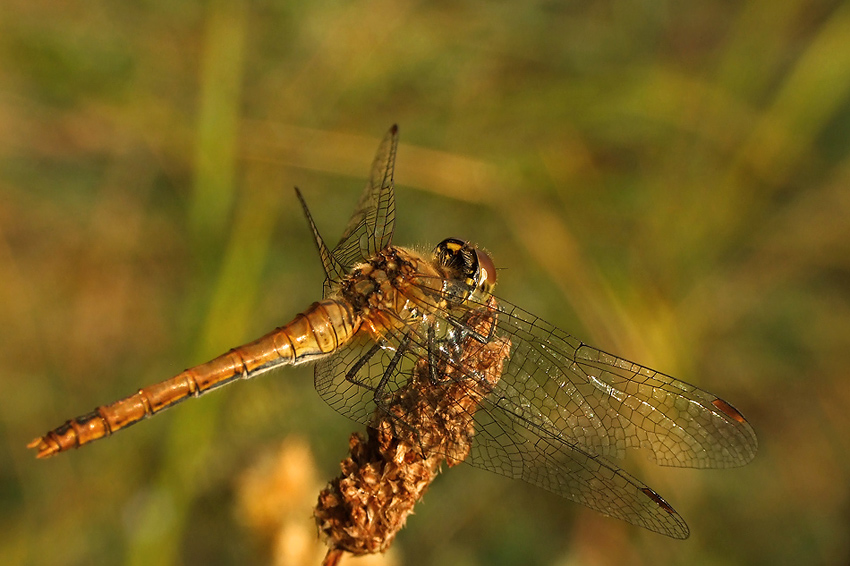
[487,299,758,469]
[331,125,398,271]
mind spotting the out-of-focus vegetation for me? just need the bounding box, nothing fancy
[2,1,849,565]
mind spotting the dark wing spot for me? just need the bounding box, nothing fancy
[641,487,677,516]
[712,398,747,424]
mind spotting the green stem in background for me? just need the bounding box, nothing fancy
[125,1,256,565]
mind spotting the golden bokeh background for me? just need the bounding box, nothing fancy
[2,1,849,565]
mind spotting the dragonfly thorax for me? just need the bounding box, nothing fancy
[338,246,443,336]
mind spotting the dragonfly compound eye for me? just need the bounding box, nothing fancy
[434,238,495,293]
[474,248,497,292]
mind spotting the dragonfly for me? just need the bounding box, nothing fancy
[30,125,757,539]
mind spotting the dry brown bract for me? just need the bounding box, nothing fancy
[315,297,511,563]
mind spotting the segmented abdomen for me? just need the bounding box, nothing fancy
[29,299,359,458]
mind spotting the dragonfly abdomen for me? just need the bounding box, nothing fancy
[29,299,360,458]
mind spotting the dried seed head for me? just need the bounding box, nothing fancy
[315,298,511,559]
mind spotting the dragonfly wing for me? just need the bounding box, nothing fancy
[466,394,691,538]
[487,299,758,469]
[314,331,408,426]
[331,125,398,271]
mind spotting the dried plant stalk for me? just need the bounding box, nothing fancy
[315,297,510,559]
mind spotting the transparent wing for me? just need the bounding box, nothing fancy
[314,331,407,425]
[486,298,758,470]
[467,393,690,537]
[296,126,398,297]
[330,124,398,272]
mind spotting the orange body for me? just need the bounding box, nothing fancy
[29,299,359,458]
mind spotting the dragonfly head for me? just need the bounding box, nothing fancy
[434,238,497,296]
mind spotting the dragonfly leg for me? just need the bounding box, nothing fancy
[343,333,415,418]
[371,333,412,412]
[425,304,499,386]
[344,341,385,392]
[367,333,428,453]
[451,304,499,344]
[426,324,455,385]
[343,336,419,447]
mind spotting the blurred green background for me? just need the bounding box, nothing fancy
[2,1,849,565]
